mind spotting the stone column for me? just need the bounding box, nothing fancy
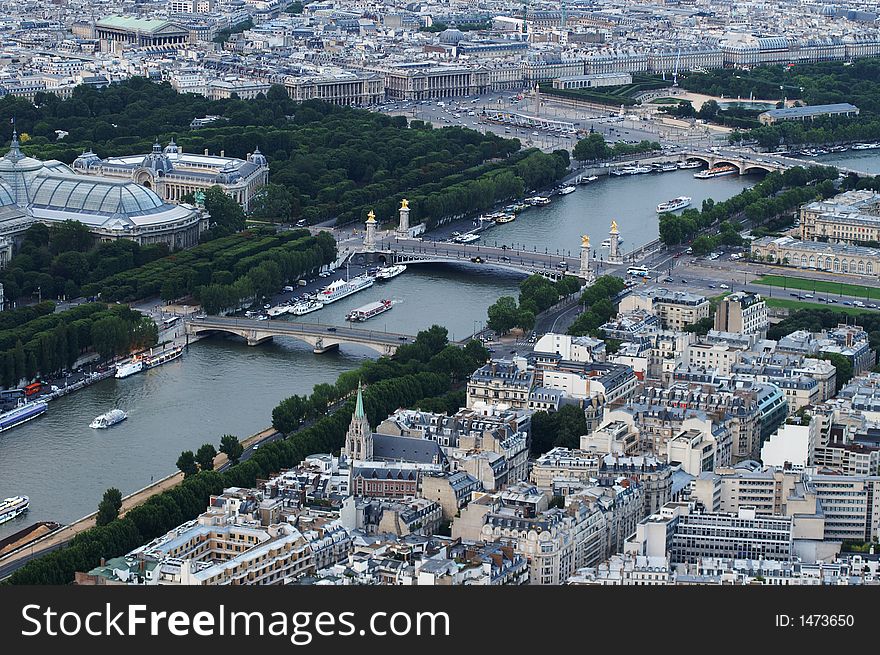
[608,220,622,263]
[397,199,410,237]
[580,235,594,281]
[364,210,378,251]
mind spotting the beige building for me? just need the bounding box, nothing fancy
[530,447,602,490]
[800,190,880,245]
[714,292,768,336]
[73,140,269,212]
[283,72,384,106]
[619,289,710,330]
[467,359,534,410]
[751,235,880,279]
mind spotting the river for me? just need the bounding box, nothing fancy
[804,149,880,175]
[0,167,755,539]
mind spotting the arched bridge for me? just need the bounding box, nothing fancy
[186,316,415,355]
[375,237,587,280]
[681,149,790,175]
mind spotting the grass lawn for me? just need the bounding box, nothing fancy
[649,97,681,104]
[754,274,880,301]
[765,297,876,316]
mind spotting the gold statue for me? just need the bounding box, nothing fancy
[610,220,618,233]
[581,235,590,248]
[400,199,409,210]
[366,210,376,223]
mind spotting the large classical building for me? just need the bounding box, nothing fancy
[751,235,880,279]
[95,16,189,53]
[800,190,880,245]
[0,134,206,248]
[72,140,269,211]
[283,72,384,106]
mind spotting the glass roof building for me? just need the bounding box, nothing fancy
[0,133,206,249]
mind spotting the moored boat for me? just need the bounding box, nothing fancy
[143,344,184,369]
[115,358,143,379]
[319,275,374,304]
[0,401,47,433]
[375,264,407,280]
[289,299,324,315]
[0,495,29,525]
[694,164,738,179]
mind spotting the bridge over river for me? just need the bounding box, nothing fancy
[185,316,416,355]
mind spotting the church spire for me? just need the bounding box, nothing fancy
[354,381,365,419]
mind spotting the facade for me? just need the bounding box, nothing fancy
[467,358,534,409]
[0,134,205,248]
[73,140,269,212]
[283,72,384,106]
[799,190,880,247]
[552,72,631,90]
[96,16,189,52]
[758,103,859,125]
[619,289,710,331]
[381,63,489,100]
[714,292,768,336]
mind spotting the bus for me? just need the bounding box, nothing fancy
[162,316,181,329]
[23,382,43,397]
[626,266,651,278]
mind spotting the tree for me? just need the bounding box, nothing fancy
[203,186,246,237]
[555,404,588,449]
[487,296,520,334]
[176,451,198,477]
[95,487,123,526]
[698,100,721,121]
[529,410,559,455]
[219,434,244,465]
[249,183,297,223]
[573,132,609,161]
[195,443,218,471]
[821,351,853,392]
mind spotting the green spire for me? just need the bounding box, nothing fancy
[354,381,365,419]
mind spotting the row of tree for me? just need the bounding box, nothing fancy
[566,275,626,337]
[272,325,489,433]
[91,228,335,308]
[176,435,244,477]
[0,303,157,388]
[485,274,583,335]
[4,326,476,584]
[659,166,839,247]
[0,222,168,305]
[572,132,661,162]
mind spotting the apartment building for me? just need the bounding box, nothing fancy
[714,291,768,336]
[467,358,534,410]
[619,289,710,331]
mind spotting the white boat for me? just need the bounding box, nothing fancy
[0,495,29,525]
[0,401,48,433]
[319,275,374,304]
[457,233,481,244]
[115,358,144,379]
[657,196,692,213]
[579,175,599,184]
[557,185,576,195]
[677,160,702,169]
[266,304,290,317]
[143,345,183,369]
[346,299,393,322]
[600,236,625,248]
[653,162,679,172]
[524,196,550,205]
[694,165,738,179]
[375,264,407,280]
[289,299,324,315]
[90,409,128,429]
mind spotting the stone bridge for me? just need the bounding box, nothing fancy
[185,316,414,355]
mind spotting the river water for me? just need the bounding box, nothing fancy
[0,167,754,539]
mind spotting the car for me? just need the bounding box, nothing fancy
[509,350,517,354]
[283,286,295,292]
[790,292,800,297]
[487,348,496,353]
[719,283,730,289]
[397,336,407,341]
[252,445,259,451]
[327,326,337,332]
[556,261,568,269]
[680,279,687,283]
[827,298,837,303]
[662,276,674,283]
[843,301,853,305]
[802,294,813,299]
[708,284,716,289]
[870,303,878,309]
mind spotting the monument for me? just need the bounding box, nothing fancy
[397,198,410,236]
[364,210,378,251]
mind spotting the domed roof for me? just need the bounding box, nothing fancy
[439,28,465,44]
[0,179,15,207]
[0,133,45,173]
[163,138,179,155]
[28,173,166,214]
[73,149,102,170]
[248,147,267,167]
[214,161,242,183]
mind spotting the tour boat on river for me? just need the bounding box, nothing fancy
[346,299,394,322]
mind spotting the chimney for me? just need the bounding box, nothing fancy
[220,150,225,157]
[204,148,209,155]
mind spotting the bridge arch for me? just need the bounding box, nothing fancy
[187,324,398,356]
